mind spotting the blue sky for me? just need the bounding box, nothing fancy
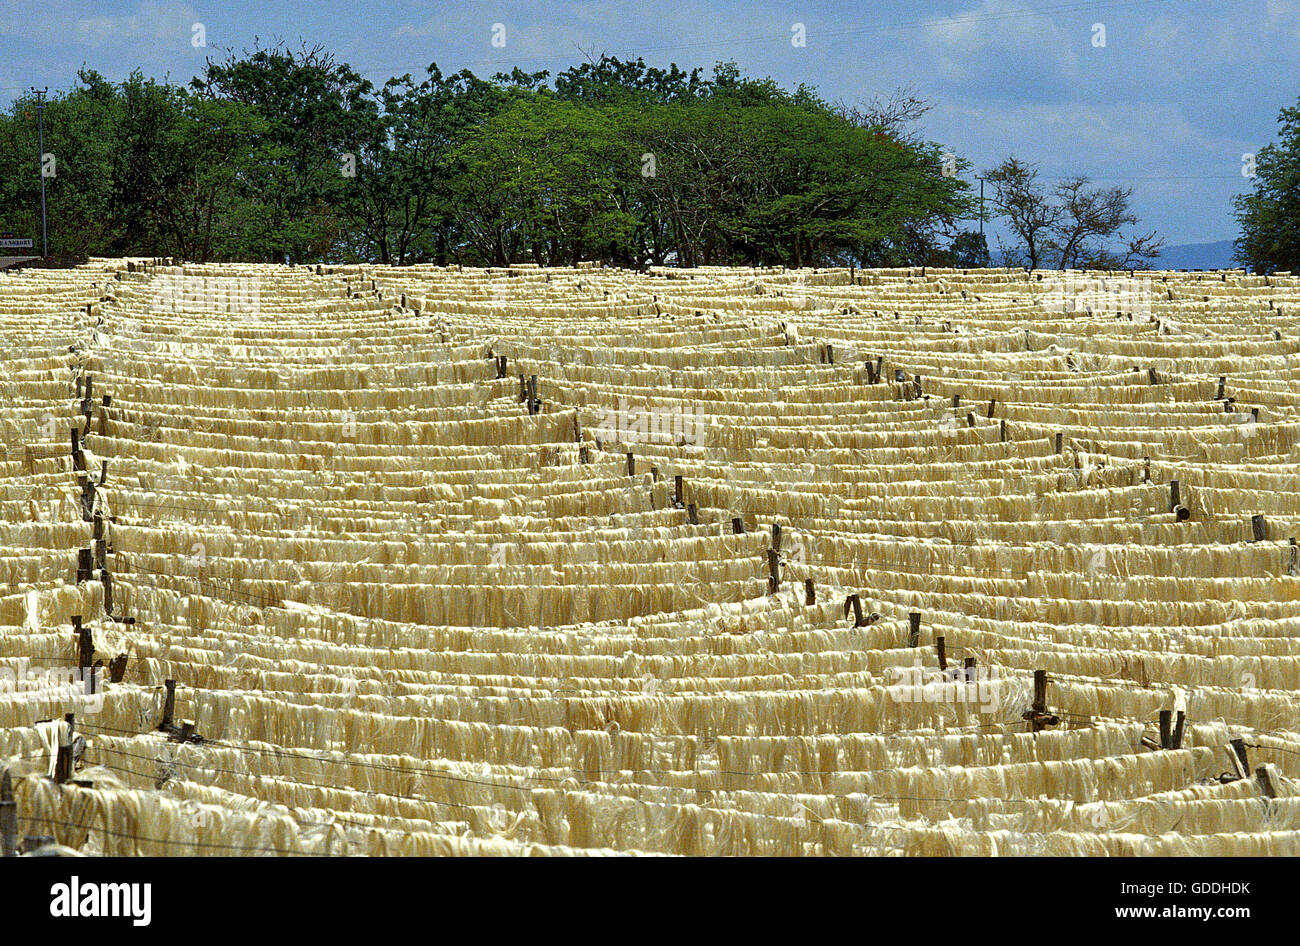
[2,0,1297,247]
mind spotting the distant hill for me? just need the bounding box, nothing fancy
[1152,239,1237,271]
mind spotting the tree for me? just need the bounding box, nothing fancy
[950,230,990,268]
[984,158,1059,270]
[1235,99,1300,273]
[1049,176,1162,269]
[192,41,379,262]
[0,49,978,268]
[987,158,1162,270]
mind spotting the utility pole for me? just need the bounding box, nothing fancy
[30,87,48,259]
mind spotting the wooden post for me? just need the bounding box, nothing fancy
[1172,710,1186,750]
[935,636,947,671]
[767,549,781,594]
[518,374,526,403]
[844,594,865,627]
[626,452,635,476]
[1169,480,1180,511]
[1229,738,1250,779]
[1030,670,1048,732]
[964,657,977,683]
[1256,765,1277,800]
[1252,515,1268,543]
[908,611,921,648]
[999,419,1006,443]
[987,399,996,418]
[75,616,92,670]
[675,475,684,507]
[1055,432,1063,454]
[687,503,698,525]
[0,769,15,857]
[53,732,71,784]
[731,517,744,534]
[1216,376,1225,399]
[76,548,92,583]
[1148,368,1158,385]
[527,375,538,415]
[1158,709,1172,749]
[804,578,815,606]
[771,523,782,552]
[161,679,176,730]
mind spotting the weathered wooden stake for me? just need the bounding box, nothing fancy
[1256,765,1277,800]
[908,611,921,648]
[1031,670,1048,731]
[1158,709,1173,749]
[108,653,128,683]
[1252,515,1268,542]
[1229,737,1250,779]
[161,679,176,730]
[76,548,93,583]
[935,636,947,670]
[75,616,92,669]
[0,770,15,857]
[804,578,815,606]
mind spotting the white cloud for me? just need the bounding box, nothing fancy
[75,1,201,48]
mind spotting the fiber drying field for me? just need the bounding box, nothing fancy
[2,260,1300,856]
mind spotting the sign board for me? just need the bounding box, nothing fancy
[0,238,34,249]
